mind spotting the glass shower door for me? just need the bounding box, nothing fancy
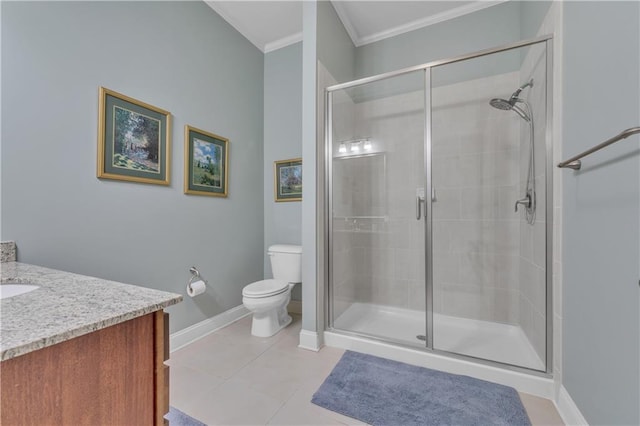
[429,43,548,371]
[328,70,427,347]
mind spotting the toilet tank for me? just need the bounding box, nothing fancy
[268,245,302,283]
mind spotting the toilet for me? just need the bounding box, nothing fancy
[242,244,302,337]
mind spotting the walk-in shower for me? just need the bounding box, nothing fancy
[325,36,552,373]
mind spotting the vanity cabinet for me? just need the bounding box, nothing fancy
[0,311,170,425]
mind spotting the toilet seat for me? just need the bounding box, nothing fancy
[242,279,289,298]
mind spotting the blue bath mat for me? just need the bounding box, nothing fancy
[312,351,531,426]
[166,406,207,426]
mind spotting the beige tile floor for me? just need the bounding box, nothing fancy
[169,315,564,426]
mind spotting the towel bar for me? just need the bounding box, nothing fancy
[558,126,640,170]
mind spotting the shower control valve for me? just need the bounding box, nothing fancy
[514,195,532,213]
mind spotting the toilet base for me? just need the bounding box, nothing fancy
[251,308,292,337]
[243,282,299,338]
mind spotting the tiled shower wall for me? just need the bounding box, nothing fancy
[431,72,522,324]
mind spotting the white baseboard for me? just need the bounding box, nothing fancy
[288,299,302,315]
[298,329,322,351]
[555,385,588,426]
[170,305,250,352]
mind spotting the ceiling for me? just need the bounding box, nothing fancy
[206,1,507,53]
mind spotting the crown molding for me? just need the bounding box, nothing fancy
[207,0,511,54]
[264,32,303,53]
[333,0,509,48]
[331,1,361,47]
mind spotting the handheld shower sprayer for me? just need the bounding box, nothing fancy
[488,79,537,224]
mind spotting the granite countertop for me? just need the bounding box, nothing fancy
[0,262,182,361]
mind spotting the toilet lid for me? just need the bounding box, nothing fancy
[243,279,289,298]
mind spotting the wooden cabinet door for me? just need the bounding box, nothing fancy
[1,312,167,425]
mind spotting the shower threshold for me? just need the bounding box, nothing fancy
[333,302,544,371]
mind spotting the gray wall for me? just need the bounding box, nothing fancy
[354,1,522,80]
[519,1,552,40]
[562,2,640,424]
[301,0,318,332]
[263,42,302,300]
[317,0,356,85]
[299,0,357,335]
[1,1,265,333]
[350,1,525,101]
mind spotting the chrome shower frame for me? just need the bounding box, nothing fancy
[324,35,554,376]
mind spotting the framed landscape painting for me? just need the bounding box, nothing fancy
[274,158,302,202]
[184,125,228,197]
[97,87,171,185]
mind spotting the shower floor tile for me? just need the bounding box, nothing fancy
[169,313,563,425]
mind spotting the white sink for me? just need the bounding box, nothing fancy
[0,284,39,300]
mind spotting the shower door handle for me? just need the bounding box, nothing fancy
[416,187,434,220]
[416,195,425,220]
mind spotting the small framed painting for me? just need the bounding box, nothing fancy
[184,125,229,197]
[274,158,302,202]
[97,87,171,185]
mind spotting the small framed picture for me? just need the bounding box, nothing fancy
[274,158,302,202]
[97,87,171,185]
[184,125,229,197]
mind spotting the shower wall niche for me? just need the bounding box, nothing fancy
[327,37,552,373]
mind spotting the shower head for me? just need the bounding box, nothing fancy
[489,79,534,121]
[489,98,531,122]
[489,98,514,110]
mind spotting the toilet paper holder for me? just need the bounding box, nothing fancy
[187,266,207,292]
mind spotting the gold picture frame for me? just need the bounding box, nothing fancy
[97,87,171,185]
[184,125,229,197]
[274,158,302,202]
